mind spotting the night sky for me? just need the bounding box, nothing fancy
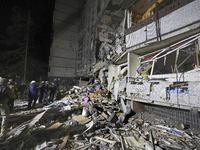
[0,0,55,80]
[0,0,55,61]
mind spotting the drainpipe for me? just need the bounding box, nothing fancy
[155,2,159,41]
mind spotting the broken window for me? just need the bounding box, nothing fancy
[138,34,200,77]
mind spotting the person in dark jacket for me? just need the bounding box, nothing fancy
[38,81,45,103]
[43,81,49,104]
[0,77,14,134]
[27,80,38,108]
[49,82,57,103]
[54,79,60,93]
[7,79,18,113]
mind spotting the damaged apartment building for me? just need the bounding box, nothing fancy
[48,0,200,129]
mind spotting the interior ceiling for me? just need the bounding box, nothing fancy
[131,0,158,14]
[98,0,170,30]
[120,0,174,15]
[119,0,158,14]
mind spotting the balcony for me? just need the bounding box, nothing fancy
[126,0,200,52]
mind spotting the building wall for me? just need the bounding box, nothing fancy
[48,0,87,88]
[49,0,113,88]
[118,0,200,111]
[77,0,110,77]
[48,0,82,79]
[126,69,200,108]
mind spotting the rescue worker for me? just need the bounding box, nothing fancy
[49,82,57,103]
[7,79,18,112]
[54,79,61,100]
[54,79,60,93]
[0,77,14,134]
[43,81,49,104]
[27,80,38,109]
[38,81,45,103]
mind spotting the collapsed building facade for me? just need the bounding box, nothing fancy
[48,0,200,129]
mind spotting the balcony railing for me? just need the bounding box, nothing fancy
[126,0,200,49]
[126,0,194,35]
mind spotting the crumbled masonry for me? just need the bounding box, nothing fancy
[0,84,200,150]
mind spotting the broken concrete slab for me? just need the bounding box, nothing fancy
[1,84,200,150]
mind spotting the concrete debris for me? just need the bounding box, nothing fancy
[0,83,200,150]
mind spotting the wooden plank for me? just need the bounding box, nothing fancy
[45,122,62,130]
[173,48,179,73]
[193,52,198,68]
[72,115,91,124]
[60,125,73,149]
[178,53,193,69]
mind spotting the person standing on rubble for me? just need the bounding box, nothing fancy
[43,81,49,104]
[38,81,45,103]
[7,79,18,113]
[49,82,57,103]
[27,80,38,109]
[0,77,14,134]
[54,79,60,93]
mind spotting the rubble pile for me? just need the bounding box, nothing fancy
[0,85,200,150]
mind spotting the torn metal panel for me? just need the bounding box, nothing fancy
[7,120,31,136]
[16,110,47,132]
[35,141,47,150]
[124,136,145,147]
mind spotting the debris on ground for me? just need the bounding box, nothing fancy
[0,84,200,150]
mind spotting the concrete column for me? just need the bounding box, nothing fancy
[128,52,140,78]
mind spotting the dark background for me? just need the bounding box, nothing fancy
[0,0,55,82]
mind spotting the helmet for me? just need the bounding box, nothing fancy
[0,77,8,86]
[9,79,13,82]
[31,80,36,84]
